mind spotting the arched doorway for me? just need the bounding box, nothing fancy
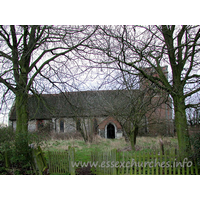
[107,123,115,139]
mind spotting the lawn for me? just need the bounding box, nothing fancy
[36,135,200,175]
[41,135,179,163]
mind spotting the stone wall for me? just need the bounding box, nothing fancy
[53,116,124,139]
[9,113,173,137]
[55,118,76,133]
[9,119,51,132]
[28,120,37,132]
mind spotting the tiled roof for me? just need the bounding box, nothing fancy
[9,89,141,120]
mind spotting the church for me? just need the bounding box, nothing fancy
[9,88,173,138]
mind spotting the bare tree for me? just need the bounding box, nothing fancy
[83,25,200,157]
[106,70,171,150]
[0,25,97,150]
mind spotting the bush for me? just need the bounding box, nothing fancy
[0,127,15,168]
[190,132,200,164]
[0,127,49,174]
[0,126,15,149]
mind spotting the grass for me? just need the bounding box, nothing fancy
[41,135,200,175]
[41,135,179,163]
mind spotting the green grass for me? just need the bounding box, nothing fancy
[41,136,200,175]
[41,136,178,163]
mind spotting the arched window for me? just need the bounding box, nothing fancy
[76,119,81,131]
[93,118,98,134]
[60,119,64,132]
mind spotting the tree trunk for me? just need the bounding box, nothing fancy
[129,125,138,150]
[15,92,28,134]
[15,91,29,158]
[173,95,191,158]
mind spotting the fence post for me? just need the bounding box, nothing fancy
[138,152,142,175]
[164,153,167,175]
[151,152,154,175]
[194,160,199,175]
[155,150,159,175]
[130,152,133,175]
[168,151,171,175]
[146,152,150,175]
[177,152,181,175]
[158,152,163,175]
[142,153,146,175]
[125,152,128,175]
[111,149,117,175]
[68,146,75,175]
[30,145,47,175]
[134,153,137,175]
[48,151,52,174]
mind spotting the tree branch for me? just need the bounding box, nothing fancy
[27,26,98,91]
[0,50,12,60]
[184,87,200,99]
[0,76,16,93]
[183,27,200,84]
[0,26,12,49]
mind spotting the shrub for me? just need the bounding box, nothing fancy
[0,126,15,149]
[0,127,49,174]
[190,131,200,164]
[0,127,15,168]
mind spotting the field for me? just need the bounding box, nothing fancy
[41,135,179,163]
[0,127,181,175]
[41,135,199,175]
[1,129,199,175]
